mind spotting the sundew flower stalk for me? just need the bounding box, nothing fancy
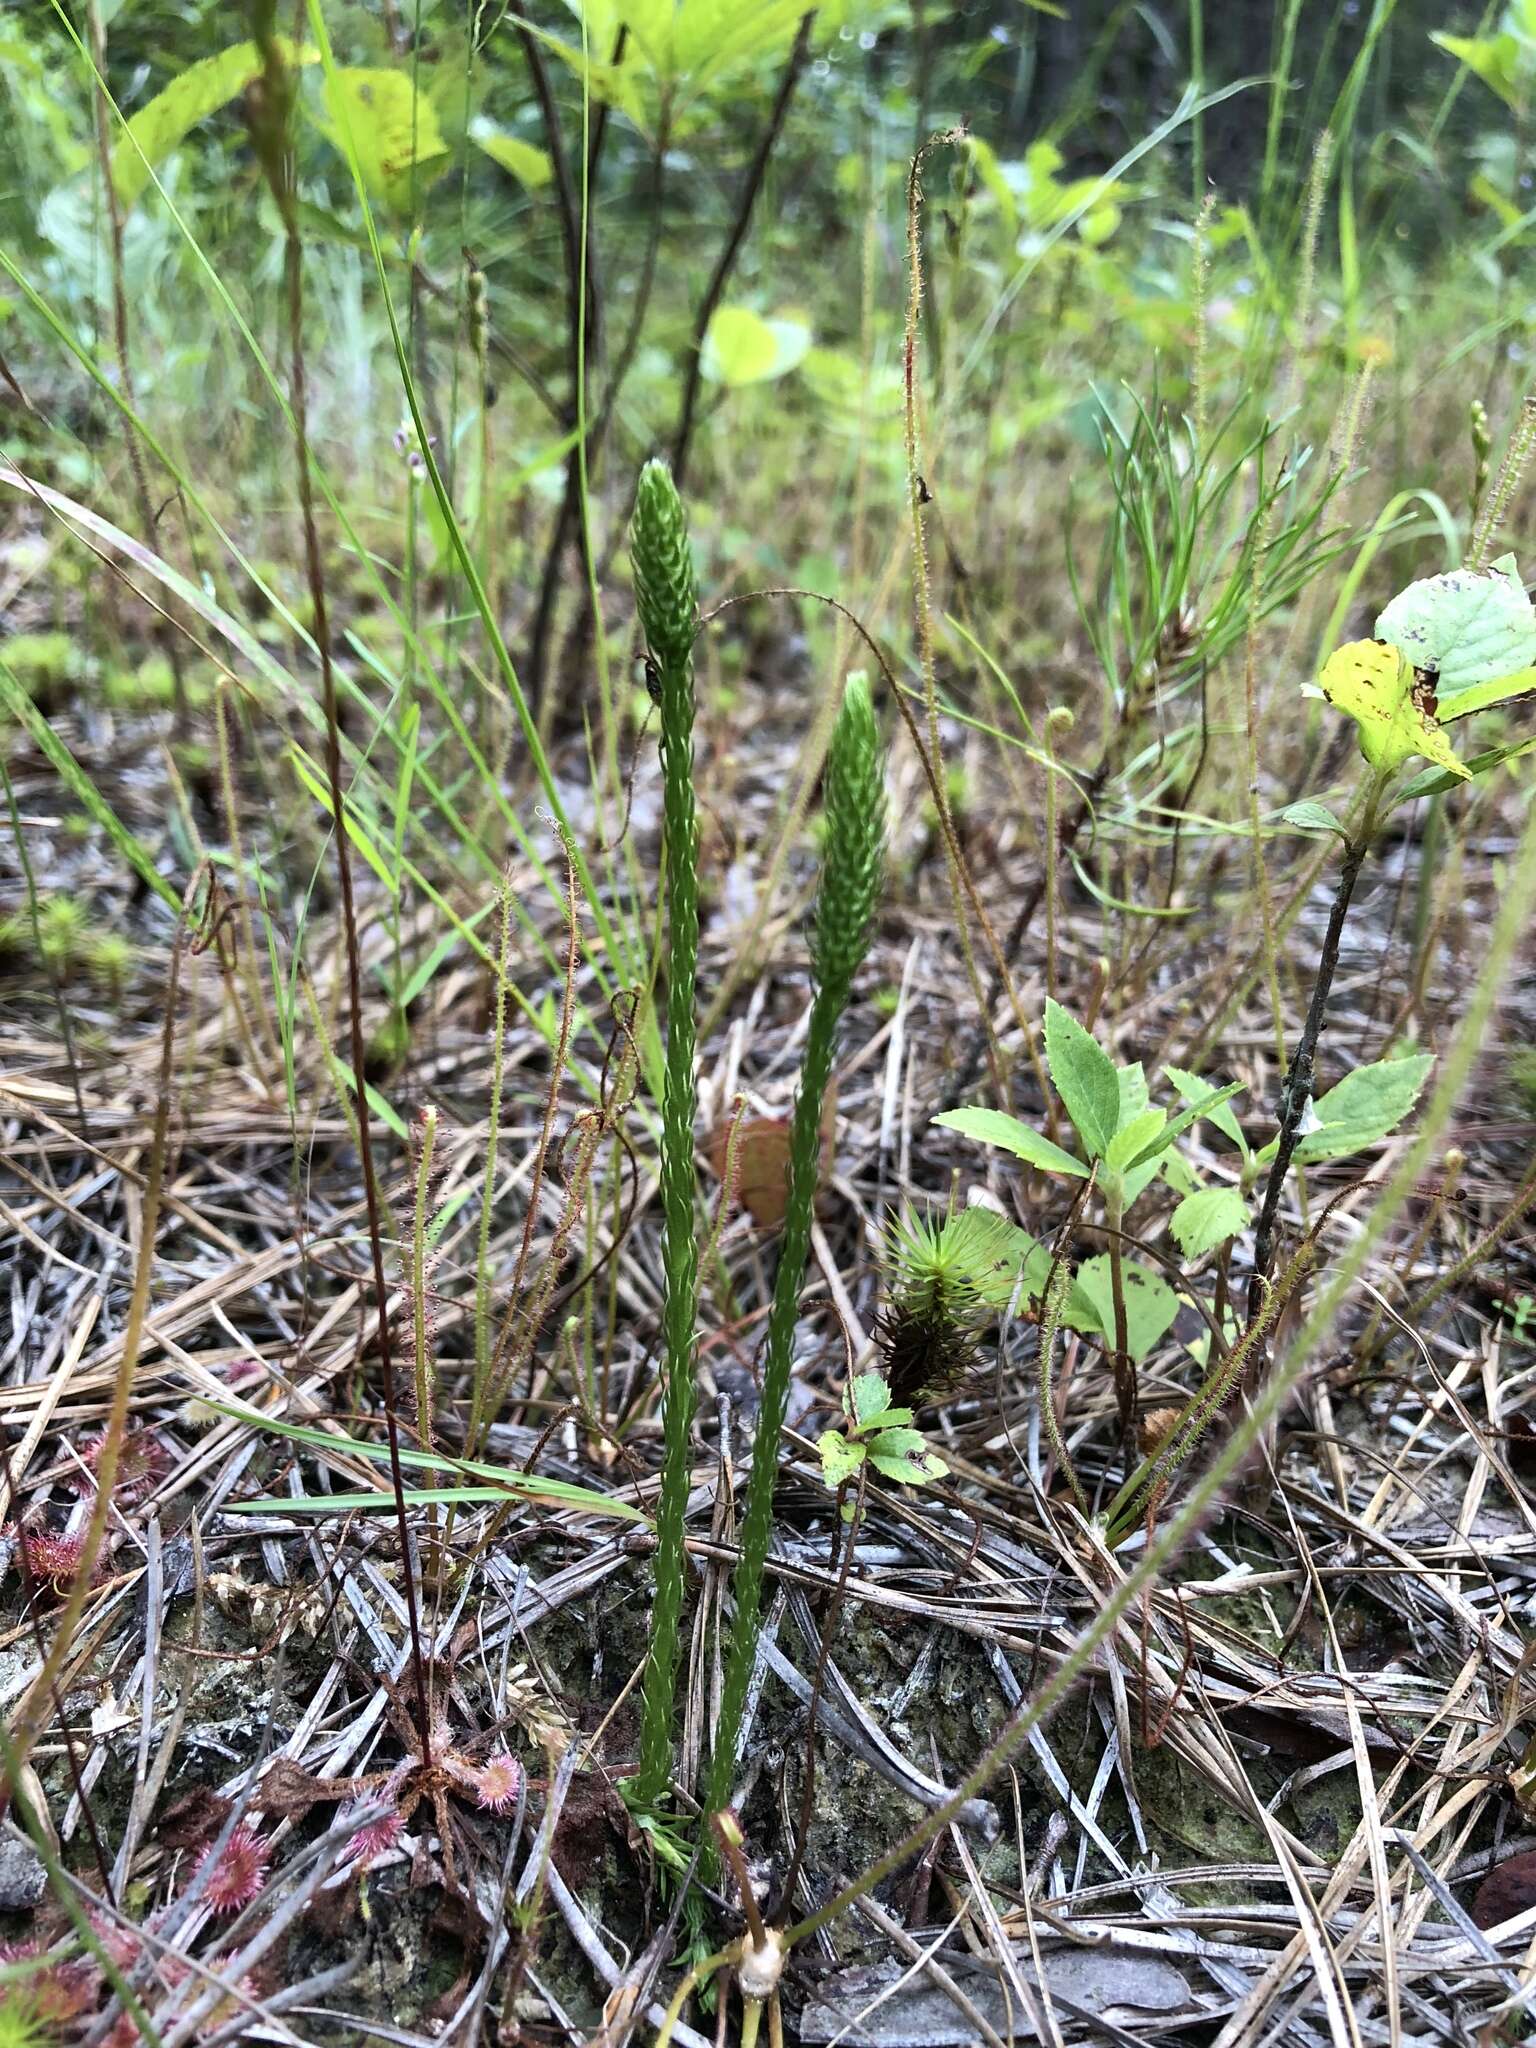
[631,460,704,1807]
[706,673,886,1819]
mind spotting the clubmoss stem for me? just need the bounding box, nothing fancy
[706,674,886,1819]
[631,459,703,1807]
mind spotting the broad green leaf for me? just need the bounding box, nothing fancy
[1291,1054,1433,1164]
[851,1370,902,1429]
[1164,1065,1248,1153]
[1073,1255,1179,1363]
[319,68,450,213]
[868,1445,946,1485]
[818,1429,865,1487]
[1018,1243,1102,1333]
[1317,639,1469,779]
[1123,1081,1246,1170]
[533,25,649,127]
[1117,1061,1150,1122]
[700,306,812,387]
[1273,799,1347,837]
[111,39,316,207]
[1044,999,1121,1158]
[1435,667,1536,724]
[1375,555,1536,703]
[866,1425,930,1461]
[1397,733,1536,802]
[1170,1186,1249,1259]
[1160,1149,1202,1199]
[1254,1054,1433,1166]
[1106,1108,1165,1173]
[932,1106,1088,1178]
[469,120,552,189]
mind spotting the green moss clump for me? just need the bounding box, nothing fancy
[4,630,79,711]
[102,654,212,713]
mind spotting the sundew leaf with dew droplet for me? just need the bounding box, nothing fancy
[1375,554,1536,700]
[1317,640,1470,779]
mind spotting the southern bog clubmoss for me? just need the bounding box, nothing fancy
[705,668,887,1819]
[630,458,704,1809]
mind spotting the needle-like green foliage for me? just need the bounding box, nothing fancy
[631,459,703,1808]
[706,671,886,1817]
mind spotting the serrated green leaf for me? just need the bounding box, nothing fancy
[1254,1053,1433,1165]
[1044,999,1121,1158]
[850,1369,894,1428]
[1106,1107,1165,1172]
[1073,1255,1179,1363]
[1376,556,1536,700]
[868,1425,930,1459]
[1291,1053,1433,1163]
[818,1429,865,1487]
[868,1446,946,1485]
[318,67,450,214]
[1117,1061,1150,1122]
[1124,1081,1246,1170]
[1164,1066,1248,1153]
[1170,1186,1249,1259]
[1160,1149,1202,1198]
[932,1106,1088,1178]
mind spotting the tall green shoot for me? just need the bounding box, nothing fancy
[631,459,704,1808]
[706,672,887,1817]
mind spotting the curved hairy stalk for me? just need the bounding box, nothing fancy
[706,674,887,1817]
[631,460,704,1806]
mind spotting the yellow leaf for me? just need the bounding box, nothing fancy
[1317,639,1470,780]
[319,68,449,215]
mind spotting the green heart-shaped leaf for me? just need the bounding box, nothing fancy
[1375,554,1536,699]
